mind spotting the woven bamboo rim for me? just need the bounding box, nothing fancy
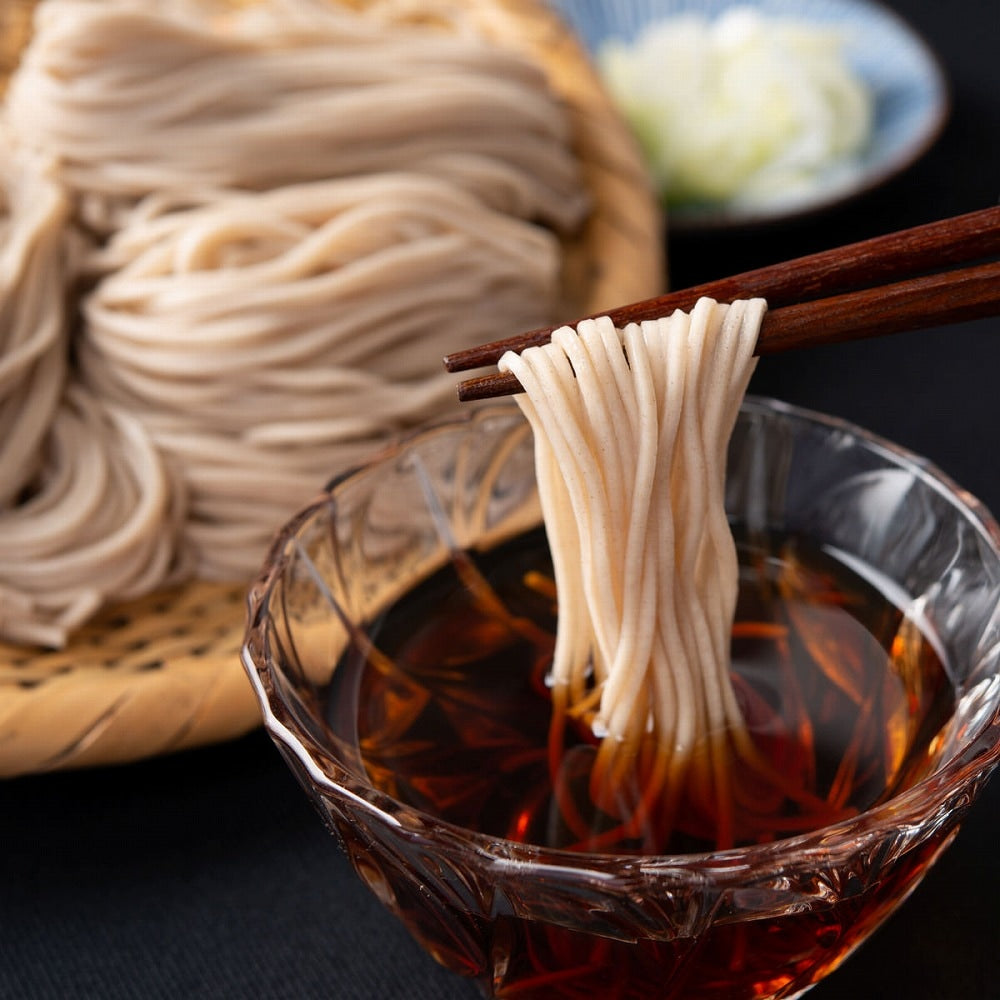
[0,0,664,777]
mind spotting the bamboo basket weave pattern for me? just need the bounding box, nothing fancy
[0,0,663,777]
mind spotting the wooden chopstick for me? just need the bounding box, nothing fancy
[445,206,1000,402]
[456,261,1000,402]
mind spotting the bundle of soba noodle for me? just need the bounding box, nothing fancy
[5,0,588,234]
[0,0,590,646]
[0,148,186,646]
[79,176,562,579]
[501,298,767,849]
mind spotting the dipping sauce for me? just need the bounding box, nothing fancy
[341,525,953,856]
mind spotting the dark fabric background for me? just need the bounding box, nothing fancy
[3,1,999,997]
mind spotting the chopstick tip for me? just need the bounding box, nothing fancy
[457,370,522,402]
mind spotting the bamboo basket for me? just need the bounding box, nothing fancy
[0,0,664,777]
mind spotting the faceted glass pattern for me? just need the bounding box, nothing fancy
[243,398,1000,1000]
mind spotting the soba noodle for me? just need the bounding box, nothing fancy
[0,0,588,644]
[5,0,587,234]
[0,151,179,646]
[77,172,563,579]
[0,149,70,508]
[500,298,765,845]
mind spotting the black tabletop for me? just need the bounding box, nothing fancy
[4,2,999,998]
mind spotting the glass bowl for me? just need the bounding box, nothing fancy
[242,397,1000,1000]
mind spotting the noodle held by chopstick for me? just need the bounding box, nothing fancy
[501,299,764,848]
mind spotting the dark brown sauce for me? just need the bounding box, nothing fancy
[339,526,954,857]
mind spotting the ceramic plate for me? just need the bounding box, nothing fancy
[550,0,949,230]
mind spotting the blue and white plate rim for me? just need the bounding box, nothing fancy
[547,0,950,230]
